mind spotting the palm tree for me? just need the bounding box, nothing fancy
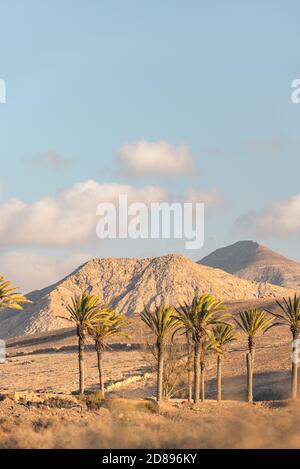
[140,304,177,402]
[200,334,222,402]
[213,324,236,402]
[0,276,31,311]
[89,308,127,397]
[266,295,300,399]
[174,294,227,404]
[233,309,273,403]
[65,292,102,396]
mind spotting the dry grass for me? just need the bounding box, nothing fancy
[0,396,300,449]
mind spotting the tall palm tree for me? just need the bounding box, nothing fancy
[174,294,227,404]
[0,276,31,311]
[65,292,102,396]
[140,304,176,402]
[213,324,236,402]
[200,334,222,402]
[266,295,300,399]
[89,308,127,397]
[233,309,273,403]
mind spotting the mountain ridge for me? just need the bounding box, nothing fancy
[0,252,296,339]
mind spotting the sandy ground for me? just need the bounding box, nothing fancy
[0,320,298,448]
[2,320,294,400]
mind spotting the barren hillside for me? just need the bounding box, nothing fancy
[0,253,296,339]
[199,241,300,289]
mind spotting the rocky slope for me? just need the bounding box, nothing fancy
[0,253,296,339]
[199,241,300,289]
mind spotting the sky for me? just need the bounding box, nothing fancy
[0,0,300,292]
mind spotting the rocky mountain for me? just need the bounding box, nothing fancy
[0,253,295,339]
[199,240,300,289]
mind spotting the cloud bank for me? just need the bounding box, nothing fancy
[0,180,167,247]
[118,140,195,177]
[235,193,300,237]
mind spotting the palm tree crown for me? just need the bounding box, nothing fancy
[267,294,300,338]
[233,309,273,350]
[89,308,127,349]
[174,294,228,342]
[66,291,103,338]
[213,324,236,352]
[140,304,176,344]
[0,276,31,311]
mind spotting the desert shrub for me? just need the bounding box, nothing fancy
[27,396,81,409]
[86,391,105,410]
[103,397,159,414]
[46,397,79,409]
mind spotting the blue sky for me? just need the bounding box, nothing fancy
[0,0,300,291]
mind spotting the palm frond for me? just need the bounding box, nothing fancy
[233,309,273,338]
[172,293,231,344]
[140,304,177,341]
[0,276,32,311]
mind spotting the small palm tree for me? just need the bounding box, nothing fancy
[234,309,273,403]
[174,294,228,404]
[0,276,31,311]
[213,324,236,402]
[140,304,177,402]
[89,308,127,397]
[200,334,222,402]
[65,292,102,396]
[266,295,300,399]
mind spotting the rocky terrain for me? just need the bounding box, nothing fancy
[199,240,300,289]
[0,304,299,448]
[0,253,296,339]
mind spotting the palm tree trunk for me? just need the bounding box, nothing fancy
[157,340,164,402]
[291,332,298,399]
[246,353,253,403]
[186,334,193,402]
[201,362,205,402]
[246,337,255,403]
[217,355,222,402]
[78,330,85,396]
[96,344,105,397]
[194,343,200,404]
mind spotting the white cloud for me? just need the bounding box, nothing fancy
[32,151,71,170]
[235,193,300,237]
[0,251,91,293]
[0,180,167,247]
[185,187,222,208]
[118,140,195,176]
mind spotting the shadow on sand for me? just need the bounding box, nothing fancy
[205,369,294,402]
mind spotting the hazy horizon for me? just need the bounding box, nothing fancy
[1,0,300,292]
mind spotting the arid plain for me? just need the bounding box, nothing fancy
[0,242,300,448]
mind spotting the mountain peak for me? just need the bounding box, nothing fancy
[199,241,300,288]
